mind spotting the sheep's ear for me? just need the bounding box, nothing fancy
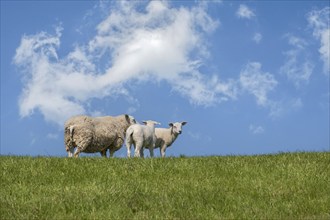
[124,114,129,122]
[169,123,174,127]
[182,121,187,126]
[142,121,147,125]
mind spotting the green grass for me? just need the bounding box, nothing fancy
[1,152,329,219]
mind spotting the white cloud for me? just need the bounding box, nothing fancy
[307,7,330,75]
[236,4,256,19]
[172,73,238,106]
[253,32,262,44]
[287,34,308,49]
[14,1,240,126]
[280,35,314,88]
[239,62,278,107]
[268,97,303,118]
[249,124,264,134]
[46,133,59,140]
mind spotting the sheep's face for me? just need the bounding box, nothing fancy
[169,122,187,135]
[142,120,161,127]
[125,115,136,125]
[129,115,136,125]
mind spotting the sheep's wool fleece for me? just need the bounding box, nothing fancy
[64,115,130,153]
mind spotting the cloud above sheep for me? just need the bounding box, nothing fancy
[14,1,325,127]
[14,1,239,126]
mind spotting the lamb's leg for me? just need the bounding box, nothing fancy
[126,141,132,158]
[134,141,143,158]
[160,144,167,158]
[149,145,154,158]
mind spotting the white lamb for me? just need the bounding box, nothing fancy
[125,120,160,158]
[151,122,187,157]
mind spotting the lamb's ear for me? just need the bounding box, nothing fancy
[169,123,174,127]
[142,121,147,125]
[181,121,187,126]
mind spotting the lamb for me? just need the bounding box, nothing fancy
[64,114,136,158]
[125,120,160,158]
[150,122,187,158]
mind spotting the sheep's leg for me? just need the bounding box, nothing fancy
[73,148,80,158]
[74,137,92,158]
[67,147,74,157]
[160,144,167,158]
[109,149,115,158]
[100,149,107,158]
[139,147,144,158]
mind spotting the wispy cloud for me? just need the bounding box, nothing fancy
[253,32,262,44]
[236,4,256,19]
[268,97,303,118]
[187,131,201,140]
[280,34,314,88]
[239,62,278,107]
[46,133,59,140]
[249,124,264,135]
[14,1,240,126]
[307,7,330,75]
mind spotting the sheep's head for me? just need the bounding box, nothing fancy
[142,120,161,127]
[125,114,136,125]
[169,122,187,135]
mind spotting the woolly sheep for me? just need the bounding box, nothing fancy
[64,114,136,158]
[125,120,160,158]
[148,122,187,157]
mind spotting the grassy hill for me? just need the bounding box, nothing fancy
[1,152,329,219]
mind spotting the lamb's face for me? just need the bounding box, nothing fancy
[169,122,187,135]
[142,120,161,127]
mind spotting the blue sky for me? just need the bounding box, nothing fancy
[1,1,329,157]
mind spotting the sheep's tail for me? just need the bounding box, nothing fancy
[65,125,75,151]
[69,125,74,142]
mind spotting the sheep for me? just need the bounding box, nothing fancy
[125,120,160,158]
[149,122,187,158]
[64,114,136,158]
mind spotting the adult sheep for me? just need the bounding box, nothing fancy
[147,122,187,157]
[64,114,136,158]
[125,120,160,158]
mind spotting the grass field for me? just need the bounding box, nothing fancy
[1,152,329,219]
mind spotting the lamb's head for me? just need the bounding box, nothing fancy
[169,122,187,135]
[142,120,161,127]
